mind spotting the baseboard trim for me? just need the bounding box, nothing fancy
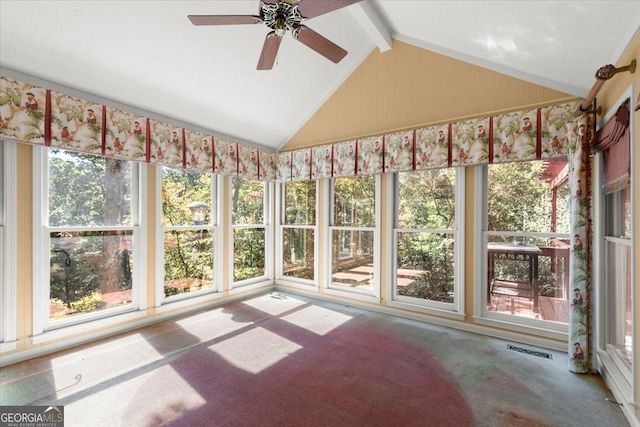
[276,285,567,352]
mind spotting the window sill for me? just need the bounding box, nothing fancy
[155,290,225,314]
[471,314,567,342]
[31,309,149,346]
[386,299,466,321]
[0,340,18,353]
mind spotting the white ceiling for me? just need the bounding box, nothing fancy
[2,1,639,151]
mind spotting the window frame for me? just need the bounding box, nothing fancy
[473,164,569,339]
[32,146,147,340]
[325,174,380,302]
[155,166,221,308]
[593,87,637,404]
[275,180,318,287]
[229,177,272,291]
[0,140,17,351]
[387,167,465,319]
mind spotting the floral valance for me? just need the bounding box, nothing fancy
[278,103,581,182]
[0,76,277,181]
[1,75,581,182]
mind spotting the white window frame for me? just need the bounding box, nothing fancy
[387,167,465,320]
[32,146,147,342]
[229,177,272,291]
[275,180,318,288]
[325,175,380,303]
[0,140,17,351]
[473,164,568,340]
[154,167,222,310]
[594,86,637,406]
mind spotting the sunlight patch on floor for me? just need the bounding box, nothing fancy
[241,293,307,316]
[175,308,249,342]
[209,326,302,374]
[282,305,353,336]
[49,333,163,397]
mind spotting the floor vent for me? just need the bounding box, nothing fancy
[507,344,553,359]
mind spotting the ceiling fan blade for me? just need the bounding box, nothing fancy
[296,0,362,19]
[293,26,347,64]
[188,15,261,26]
[257,31,283,70]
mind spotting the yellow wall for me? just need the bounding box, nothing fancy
[285,39,573,150]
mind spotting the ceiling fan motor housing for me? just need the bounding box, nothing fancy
[261,1,305,36]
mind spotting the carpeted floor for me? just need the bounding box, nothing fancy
[0,292,629,426]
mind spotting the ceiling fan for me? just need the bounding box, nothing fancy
[188,0,362,70]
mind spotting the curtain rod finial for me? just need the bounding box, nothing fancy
[595,59,636,80]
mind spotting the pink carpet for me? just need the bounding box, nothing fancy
[0,292,628,426]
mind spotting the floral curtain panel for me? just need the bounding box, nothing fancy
[567,114,592,373]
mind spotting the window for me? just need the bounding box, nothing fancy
[33,147,144,333]
[159,167,217,303]
[232,178,269,285]
[392,168,463,312]
[328,175,377,294]
[591,95,633,393]
[279,180,316,283]
[481,159,570,326]
[603,186,632,375]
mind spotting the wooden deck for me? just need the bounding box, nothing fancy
[332,265,422,290]
[488,294,569,323]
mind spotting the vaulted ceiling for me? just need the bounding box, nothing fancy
[2,1,639,151]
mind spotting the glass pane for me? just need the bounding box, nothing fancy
[234,228,265,281]
[49,231,133,320]
[333,176,375,227]
[284,181,316,225]
[605,186,631,239]
[232,178,264,225]
[49,149,132,227]
[282,228,315,280]
[162,167,213,226]
[486,235,570,322]
[606,241,632,367]
[163,230,214,297]
[488,158,569,233]
[396,232,454,303]
[397,169,455,229]
[330,230,374,290]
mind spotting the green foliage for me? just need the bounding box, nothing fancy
[397,169,455,229]
[233,228,265,281]
[284,181,316,224]
[48,149,132,317]
[162,167,212,226]
[394,170,455,302]
[488,161,560,233]
[396,232,454,302]
[161,167,215,294]
[70,293,102,313]
[232,178,264,224]
[334,176,375,227]
[49,150,131,226]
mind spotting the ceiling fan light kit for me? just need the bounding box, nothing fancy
[188,0,361,70]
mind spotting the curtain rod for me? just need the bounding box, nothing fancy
[574,59,636,117]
